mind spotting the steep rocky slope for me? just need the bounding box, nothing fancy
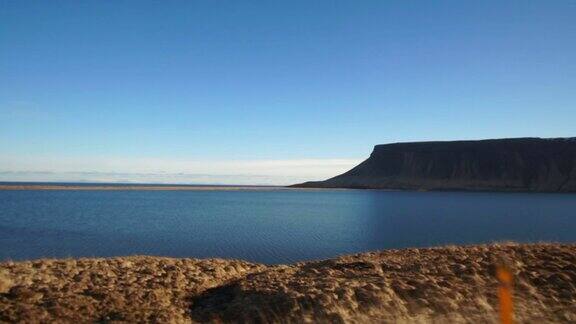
[1,244,576,323]
[293,137,576,192]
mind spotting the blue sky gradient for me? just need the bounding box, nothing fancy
[1,1,575,184]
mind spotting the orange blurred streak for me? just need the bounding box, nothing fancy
[497,266,514,324]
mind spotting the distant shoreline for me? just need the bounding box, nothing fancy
[0,182,359,191]
[0,183,285,191]
[0,183,567,193]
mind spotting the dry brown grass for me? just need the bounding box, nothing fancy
[2,243,576,323]
[0,256,264,323]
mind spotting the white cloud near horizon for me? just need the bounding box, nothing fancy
[0,156,363,185]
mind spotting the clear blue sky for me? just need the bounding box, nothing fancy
[1,1,575,184]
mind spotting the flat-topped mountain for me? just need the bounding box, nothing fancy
[292,137,576,192]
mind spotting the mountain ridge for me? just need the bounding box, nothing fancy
[292,137,576,192]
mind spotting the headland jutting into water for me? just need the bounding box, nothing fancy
[293,137,576,192]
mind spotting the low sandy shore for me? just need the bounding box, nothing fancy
[1,243,576,323]
[0,184,284,191]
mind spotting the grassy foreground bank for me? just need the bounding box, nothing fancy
[1,243,575,323]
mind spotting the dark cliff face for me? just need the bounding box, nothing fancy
[293,138,576,192]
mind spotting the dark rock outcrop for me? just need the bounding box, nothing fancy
[292,137,576,192]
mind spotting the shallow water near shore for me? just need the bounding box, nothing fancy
[1,187,575,264]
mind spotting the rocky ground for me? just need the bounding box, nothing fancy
[1,243,576,323]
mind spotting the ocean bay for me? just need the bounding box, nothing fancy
[1,187,574,264]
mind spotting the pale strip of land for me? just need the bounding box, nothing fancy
[0,184,286,191]
[1,243,576,323]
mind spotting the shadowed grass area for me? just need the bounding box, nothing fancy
[2,243,576,323]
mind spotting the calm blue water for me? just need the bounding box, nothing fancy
[0,189,575,264]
